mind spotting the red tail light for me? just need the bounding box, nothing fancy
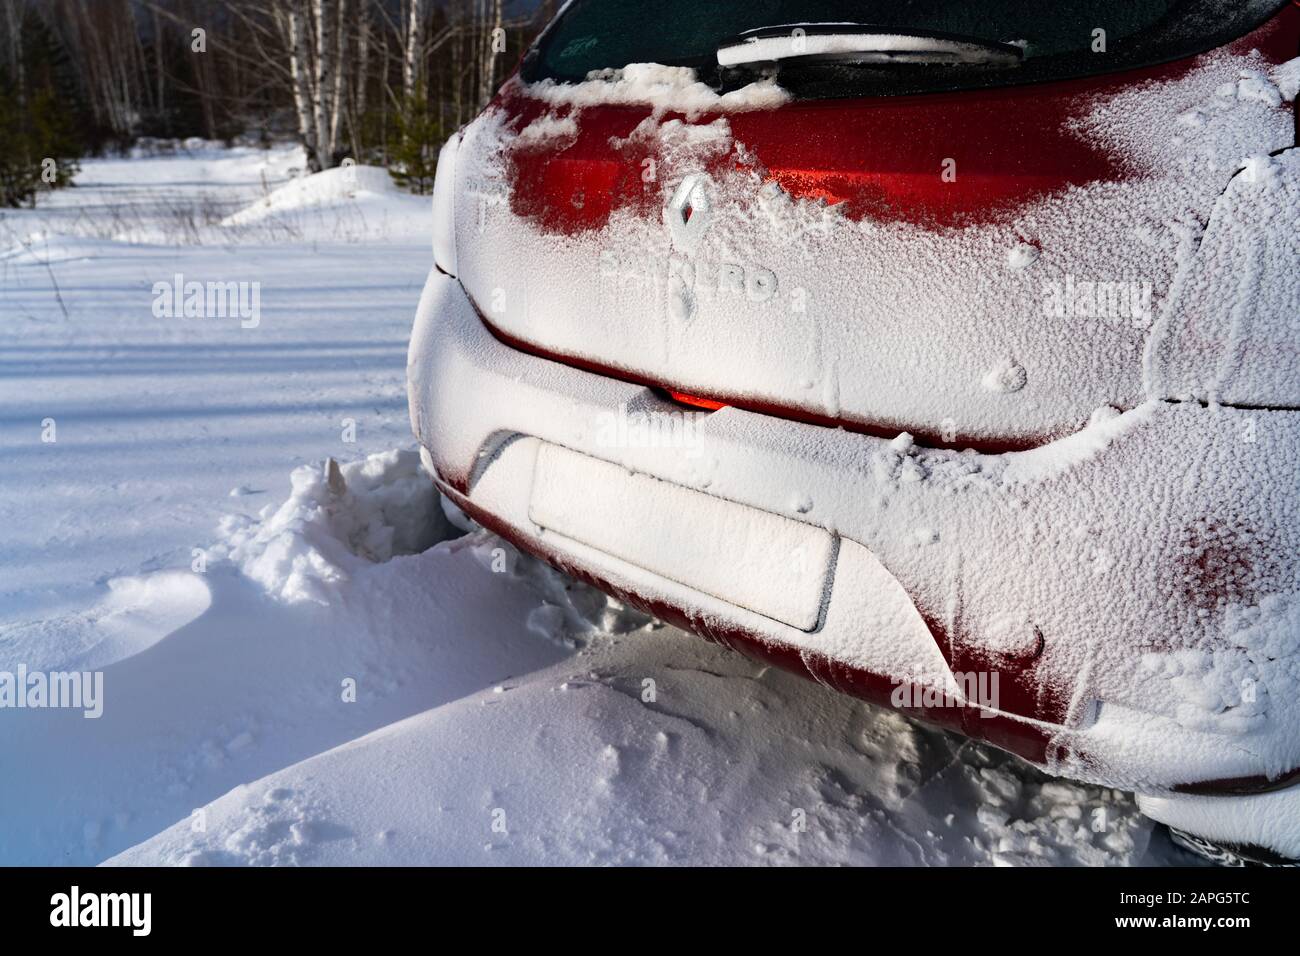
[666,390,727,412]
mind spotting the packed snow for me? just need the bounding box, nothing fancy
[220,163,430,241]
[0,139,1210,866]
[516,62,791,119]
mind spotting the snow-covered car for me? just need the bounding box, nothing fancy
[408,0,1300,863]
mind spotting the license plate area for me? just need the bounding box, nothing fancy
[528,443,834,631]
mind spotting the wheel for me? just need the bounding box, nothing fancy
[1167,826,1299,867]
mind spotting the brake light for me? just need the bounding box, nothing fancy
[666,390,727,412]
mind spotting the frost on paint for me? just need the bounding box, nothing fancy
[455,46,1299,449]
[412,30,1300,803]
[1144,149,1300,407]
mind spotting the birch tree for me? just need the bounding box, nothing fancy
[403,0,424,101]
[477,0,501,111]
[4,0,554,180]
[282,2,318,167]
[311,0,332,162]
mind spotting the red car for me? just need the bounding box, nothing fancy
[409,0,1300,863]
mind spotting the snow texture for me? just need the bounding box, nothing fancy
[414,39,1300,848]
[514,62,791,119]
[0,145,1204,866]
[457,48,1298,447]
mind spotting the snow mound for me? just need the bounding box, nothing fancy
[0,571,211,674]
[108,629,1159,867]
[221,164,430,241]
[72,572,212,670]
[212,449,444,604]
[0,429,1182,866]
[223,164,395,224]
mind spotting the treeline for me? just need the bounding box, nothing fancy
[1,3,85,205]
[0,0,554,205]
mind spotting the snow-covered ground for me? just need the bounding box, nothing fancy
[0,142,1196,866]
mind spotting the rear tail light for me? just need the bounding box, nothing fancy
[666,390,727,412]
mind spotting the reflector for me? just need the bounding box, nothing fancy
[666,389,726,412]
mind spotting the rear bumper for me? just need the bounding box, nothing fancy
[408,267,1300,800]
[1138,785,1300,862]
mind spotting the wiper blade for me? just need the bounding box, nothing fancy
[717,23,1024,69]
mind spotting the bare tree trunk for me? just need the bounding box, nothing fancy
[2,0,25,109]
[152,5,164,118]
[348,0,368,159]
[119,0,143,133]
[379,25,389,163]
[79,1,119,132]
[50,0,142,139]
[328,0,347,158]
[312,0,333,165]
[451,0,462,125]
[286,2,320,169]
[478,0,501,109]
[11,0,544,176]
[403,0,423,100]
[130,2,150,116]
[354,1,368,118]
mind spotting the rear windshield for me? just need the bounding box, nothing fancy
[524,0,1290,97]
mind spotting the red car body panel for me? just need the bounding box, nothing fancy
[502,7,1298,234]
[410,1,1300,815]
[447,3,1300,737]
[479,7,1299,452]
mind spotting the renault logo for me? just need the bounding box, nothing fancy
[666,173,711,255]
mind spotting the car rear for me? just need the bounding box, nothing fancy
[410,0,1300,861]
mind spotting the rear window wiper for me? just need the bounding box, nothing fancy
[717,23,1025,69]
